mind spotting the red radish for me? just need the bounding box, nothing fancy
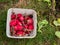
[28,25,34,31]
[24,24,28,29]
[17,31,25,36]
[25,31,30,34]
[28,15,33,18]
[16,20,22,25]
[11,13,16,20]
[14,25,23,31]
[19,16,24,21]
[25,16,30,20]
[17,14,22,18]
[10,20,17,26]
[10,13,34,36]
[27,18,33,25]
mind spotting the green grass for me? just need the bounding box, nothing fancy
[0,0,60,45]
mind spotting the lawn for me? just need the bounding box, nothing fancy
[0,0,60,45]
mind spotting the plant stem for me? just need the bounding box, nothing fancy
[51,0,56,19]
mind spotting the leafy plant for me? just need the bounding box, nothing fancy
[44,0,50,2]
[38,20,48,32]
[43,0,51,7]
[53,20,60,26]
[53,19,60,38]
[55,31,60,38]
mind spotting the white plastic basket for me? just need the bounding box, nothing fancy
[6,8,37,38]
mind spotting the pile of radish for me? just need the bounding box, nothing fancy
[10,13,34,36]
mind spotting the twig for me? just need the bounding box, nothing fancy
[51,0,56,12]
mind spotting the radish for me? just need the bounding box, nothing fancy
[17,14,22,18]
[10,13,34,36]
[16,19,22,25]
[24,24,28,29]
[27,18,33,25]
[10,20,17,26]
[28,25,34,31]
[19,16,24,21]
[11,13,16,20]
[16,30,25,36]
[14,25,23,31]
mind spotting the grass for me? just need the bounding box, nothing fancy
[0,0,60,45]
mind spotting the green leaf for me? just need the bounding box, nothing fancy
[48,3,51,6]
[43,0,51,7]
[38,29,42,33]
[53,20,60,26]
[44,0,50,2]
[38,21,44,28]
[41,20,48,24]
[55,31,60,38]
[38,20,48,32]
